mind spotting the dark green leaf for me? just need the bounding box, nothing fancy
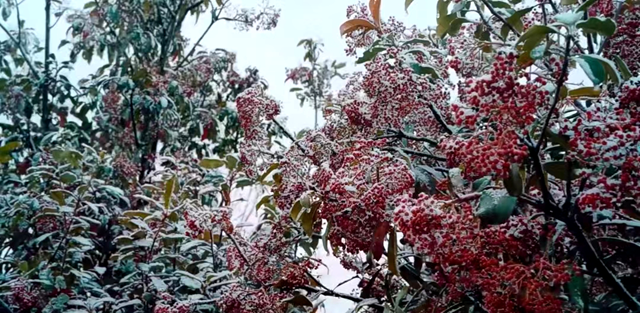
[356,47,386,64]
[576,0,597,12]
[472,176,491,192]
[543,161,578,181]
[568,274,588,310]
[410,63,440,79]
[613,55,633,81]
[503,164,524,196]
[475,191,517,225]
[577,17,616,37]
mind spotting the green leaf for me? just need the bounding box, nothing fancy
[289,87,303,92]
[200,158,226,169]
[574,55,605,85]
[472,176,491,192]
[503,164,524,196]
[50,190,66,205]
[255,194,272,211]
[568,86,602,98]
[282,294,314,307]
[163,175,176,209]
[176,271,202,289]
[446,17,473,37]
[543,161,578,181]
[356,47,386,64]
[516,25,558,51]
[225,154,239,170]
[568,274,588,310]
[594,219,640,229]
[475,191,517,225]
[577,17,616,37]
[60,172,78,184]
[561,0,578,4]
[84,2,97,9]
[0,141,20,155]
[501,6,535,38]
[405,0,416,12]
[576,0,597,12]
[410,63,440,79]
[234,178,254,188]
[613,55,633,81]
[300,203,318,237]
[554,11,583,26]
[72,236,93,247]
[257,163,279,183]
[488,0,512,8]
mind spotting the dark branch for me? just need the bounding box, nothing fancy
[536,33,572,150]
[374,129,438,146]
[383,147,447,162]
[479,0,520,37]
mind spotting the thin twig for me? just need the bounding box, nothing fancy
[383,147,447,162]
[374,129,438,146]
[224,230,250,264]
[479,0,520,36]
[0,23,39,78]
[300,285,384,309]
[536,33,572,150]
[271,118,309,154]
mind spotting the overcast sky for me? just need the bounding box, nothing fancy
[4,0,437,311]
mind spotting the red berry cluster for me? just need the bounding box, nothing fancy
[603,4,640,76]
[216,284,288,313]
[34,215,61,233]
[183,208,234,239]
[343,3,419,56]
[6,280,47,311]
[153,302,191,313]
[113,153,141,179]
[317,141,414,254]
[562,78,640,212]
[236,86,281,178]
[394,193,575,312]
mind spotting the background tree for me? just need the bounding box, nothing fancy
[285,39,345,130]
[0,0,284,312]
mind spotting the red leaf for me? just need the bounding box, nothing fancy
[369,0,382,27]
[370,221,389,260]
[339,19,377,36]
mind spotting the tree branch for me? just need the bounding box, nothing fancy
[41,0,52,132]
[300,285,384,309]
[536,33,572,150]
[175,18,215,70]
[383,147,447,162]
[374,129,438,146]
[271,118,309,154]
[479,0,520,37]
[0,23,39,79]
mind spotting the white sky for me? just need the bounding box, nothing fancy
[4,0,437,311]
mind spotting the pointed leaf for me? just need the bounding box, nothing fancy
[577,17,616,37]
[475,191,517,225]
[339,19,377,36]
[369,0,382,27]
[388,227,399,276]
[163,175,176,209]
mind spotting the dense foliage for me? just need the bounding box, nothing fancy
[234,0,640,312]
[2,0,640,312]
[0,0,283,312]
